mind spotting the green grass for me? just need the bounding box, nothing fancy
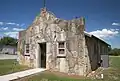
[109,56,120,68]
[0,59,29,75]
[13,56,120,81]
[14,71,91,81]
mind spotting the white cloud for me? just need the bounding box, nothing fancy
[16,24,20,26]
[2,27,8,30]
[4,32,18,38]
[6,22,20,26]
[13,28,25,31]
[6,22,16,25]
[89,28,119,39]
[0,22,25,27]
[0,22,3,25]
[21,23,25,26]
[112,22,120,26]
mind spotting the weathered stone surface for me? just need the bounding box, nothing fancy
[17,8,93,76]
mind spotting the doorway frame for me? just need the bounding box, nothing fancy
[36,42,46,68]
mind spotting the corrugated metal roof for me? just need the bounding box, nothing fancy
[84,31,110,46]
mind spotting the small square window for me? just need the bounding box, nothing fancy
[58,42,65,55]
[58,42,64,48]
[26,50,29,53]
[26,44,29,53]
[59,49,65,54]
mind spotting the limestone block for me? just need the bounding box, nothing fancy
[60,58,66,72]
[78,66,84,75]
[74,65,79,75]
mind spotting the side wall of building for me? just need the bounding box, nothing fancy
[18,30,28,65]
[85,35,109,70]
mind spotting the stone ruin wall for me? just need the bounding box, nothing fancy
[18,8,91,76]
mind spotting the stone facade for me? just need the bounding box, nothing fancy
[18,8,110,76]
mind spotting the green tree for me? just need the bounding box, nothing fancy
[109,48,120,56]
[0,37,17,46]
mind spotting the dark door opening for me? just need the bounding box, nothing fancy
[39,43,46,68]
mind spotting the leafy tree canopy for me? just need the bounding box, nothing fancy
[109,48,120,56]
[0,37,17,46]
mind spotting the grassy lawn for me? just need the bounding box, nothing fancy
[13,56,120,81]
[0,59,30,76]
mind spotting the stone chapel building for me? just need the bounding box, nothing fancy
[17,8,110,76]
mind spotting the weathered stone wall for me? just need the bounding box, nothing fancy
[18,8,91,76]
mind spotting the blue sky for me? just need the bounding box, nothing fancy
[0,0,120,48]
